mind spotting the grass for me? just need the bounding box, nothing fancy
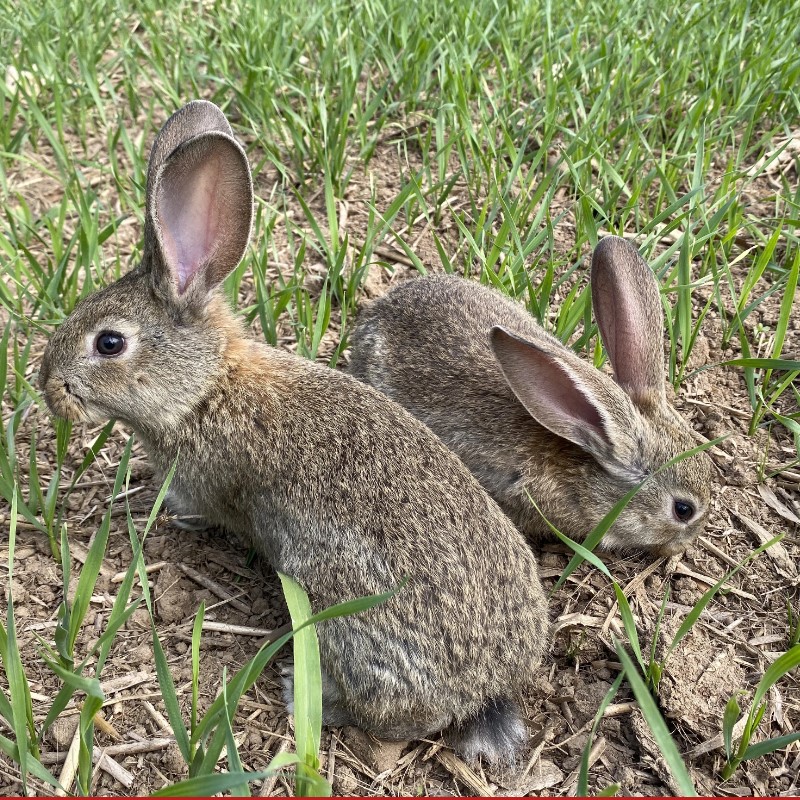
[1,0,800,794]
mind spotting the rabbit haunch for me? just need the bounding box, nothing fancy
[39,99,549,764]
[349,239,713,556]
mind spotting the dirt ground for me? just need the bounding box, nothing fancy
[1,123,799,797]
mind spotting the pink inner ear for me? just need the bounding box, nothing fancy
[157,154,223,294]
[596,274,644,377]
[541,364,606,436]
[492,329,612,450]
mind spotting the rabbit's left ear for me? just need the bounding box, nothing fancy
[145,100,234,199]
[591,236,666,411]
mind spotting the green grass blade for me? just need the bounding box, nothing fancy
[665,534,786,661]
[279,573,323,796]
[192,586,396,745]
[65,508,112,660]
[749,643,800,717]
[219,670,250,796]
[577,672,624,796]
[151,769,282,797]
[613,583,645,673]
[615,640,697,796]
[742,730,800,761]
[1,492,33,790]
[723,693,742,760]
[0,733,61,792]
[151,626,192,764]
[191,601,205,738]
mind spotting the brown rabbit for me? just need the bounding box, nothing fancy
[39,100,549,764]
[349,240,712,555]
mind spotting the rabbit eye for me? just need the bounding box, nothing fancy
[673,500,695,523]
[95,331,126,357]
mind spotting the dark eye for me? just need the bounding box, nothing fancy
[95,331,126,357]
[673,500,695,523]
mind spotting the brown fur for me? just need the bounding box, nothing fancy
[349,242,713,556]
[39,100,548,763]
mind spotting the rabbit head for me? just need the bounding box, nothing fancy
[40,100,253,435]
[489,237,712,554]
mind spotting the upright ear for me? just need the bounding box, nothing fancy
[145,100,233,199]
[145,113,253,301]
[490,326,628,467]
[591,236,666,410]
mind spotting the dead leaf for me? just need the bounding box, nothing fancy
[732,510,797,578]
[757,483,800,525]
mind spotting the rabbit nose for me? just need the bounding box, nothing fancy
[42,373,64,411]
[41,373,85,422]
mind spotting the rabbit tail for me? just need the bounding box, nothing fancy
[450,697,526,765]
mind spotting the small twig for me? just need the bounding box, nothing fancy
[698,536,743,570]
[67,541,115,579]
[177,563,252,613]
[673,562,758,600]
[142,700,173,735]
[566,736,606,796]
[686,716,748,758]
[111,561,167,584]
[106,485,146,503]
[55,722,81,796]
[99,737,175,757]
[521,733,548,777]
[93,751,134,790]
[40,737,175,766]
[436,749,494,797]
[684,397,751,420]
[603,702,638,717]
[202,620,290,641]
[552,613,604,636]
[326,732,337,785]
[601,559,665,635]
[259,737,289,797]
[768,468,800,484]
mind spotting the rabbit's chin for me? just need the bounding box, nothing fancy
[595,526,695,557]
[655,539,694,557]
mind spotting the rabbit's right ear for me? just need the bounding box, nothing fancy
[591,236,666,411]
[145,100,233,200]
[490,327,630,469]
[143,101,253,306]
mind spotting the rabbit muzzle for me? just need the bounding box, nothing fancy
[40,367,90,423]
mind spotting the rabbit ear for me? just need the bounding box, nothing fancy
[145,100,233,200]
[490,326,625,466]
[145,119,253,300]
[591,236,666,410]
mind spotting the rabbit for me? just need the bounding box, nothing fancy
[348,238,713,556]
[38,100,549,765]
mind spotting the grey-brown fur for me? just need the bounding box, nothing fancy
[349,242,712,555]
[39,101,548,763]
